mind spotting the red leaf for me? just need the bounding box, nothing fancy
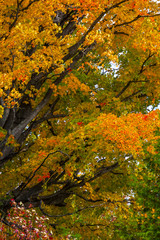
[99,102,106,107]
[77,121,83,126]
[67,67,72,72]
[143,115,148,121]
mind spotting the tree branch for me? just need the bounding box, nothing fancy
[70,192,103,203]
[18,150,70,194]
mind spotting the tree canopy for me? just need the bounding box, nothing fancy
[0,0,160,239]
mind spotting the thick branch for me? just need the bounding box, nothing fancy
[17,150,70,194]
[12,88,52,140]
[88,162,119,183]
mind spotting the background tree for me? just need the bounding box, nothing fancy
[114,139,160,240]
[0,0,160,239]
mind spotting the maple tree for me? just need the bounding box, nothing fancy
[0,0,160,239]
[114,140,160,240]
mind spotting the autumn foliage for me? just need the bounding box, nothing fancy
[0,0,160,239]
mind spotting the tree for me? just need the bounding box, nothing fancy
[0,0,160,239]
[114,139,160,240]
